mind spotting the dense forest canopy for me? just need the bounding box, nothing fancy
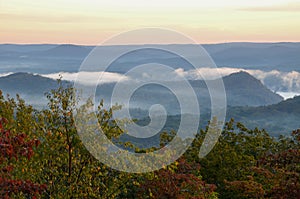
[0,83,299,198]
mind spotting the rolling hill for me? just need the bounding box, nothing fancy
[37,44,91,57]
[0,73,69,108]
[0,72,59,94]
[0,71,296,146]
[134,95,300,146]
[0,71,283,109]
[223,71,283,106]
[1,43,300,73]
[227,96,300,136]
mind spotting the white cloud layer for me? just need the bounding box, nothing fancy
[41,71,129,85]
[174,67,300,93]
[0,72,13,77]
[1,68,298,99]
[38,68,300,94]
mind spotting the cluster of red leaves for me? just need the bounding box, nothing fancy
[257,149,300,198]
[138,158,216,199]
[0,179,47,199]
[0,118,47,199]
[226,144,300,198]
[225,177,265,198]
[0,118,40,161]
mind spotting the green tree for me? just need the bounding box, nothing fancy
[187,119,276,198]
[225,129,300,198]
[27,81,135,198]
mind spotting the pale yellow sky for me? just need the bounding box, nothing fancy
[1,0,300,44]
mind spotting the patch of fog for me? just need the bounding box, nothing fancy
[276,92,300,100]
[4,67,300,94]
[0,72,13,77]
[174,67,300,93]
[41,71,129,85]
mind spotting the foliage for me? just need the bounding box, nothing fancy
[29,80,134,198]
[0,117,46,198]
[187,119,281,198]
[0,82,299,198]
[225,130,300,198]
[138,158,217,199]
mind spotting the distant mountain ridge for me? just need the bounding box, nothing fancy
[0,71,283,109]
[0,72,59,94]
[0,71,296,137]
[226,95,300,136]
[223,71,283,106]
[1,42,300,73]
[203,42,300,69]
[37,44,91,57]
[135,95,300,140]
[126,94,300,150]
[0,73,70,108]
[187,71,283,107]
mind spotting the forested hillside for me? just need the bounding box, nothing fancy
[0,84,299,198]
[227,95,300,136]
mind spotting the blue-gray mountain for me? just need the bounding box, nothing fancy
[0,71,282,110]
[1,43,300,73]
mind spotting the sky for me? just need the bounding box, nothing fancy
[1,0,300,44]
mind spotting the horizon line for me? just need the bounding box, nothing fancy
[1,41,300,46]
